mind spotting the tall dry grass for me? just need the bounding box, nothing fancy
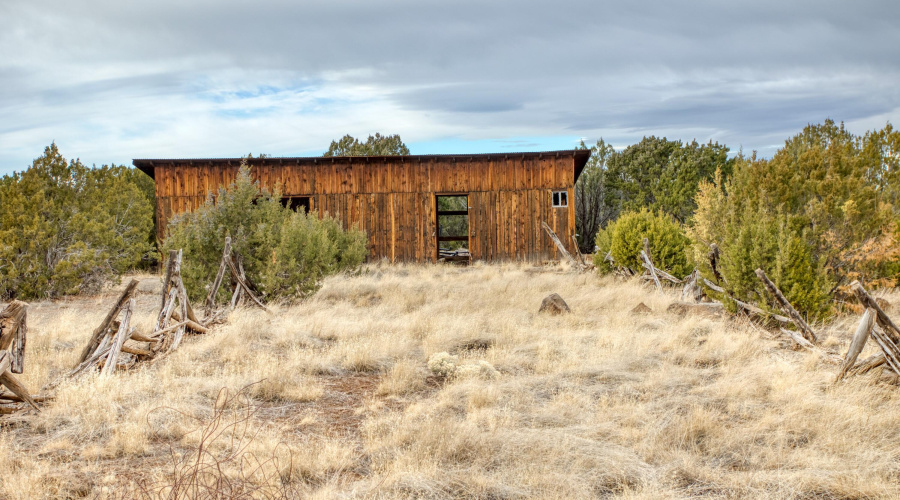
[1,263,899,499]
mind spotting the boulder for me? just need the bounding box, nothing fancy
[539,293,571,315]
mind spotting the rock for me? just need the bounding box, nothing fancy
[539,293,570,315]
[667,301,725,318]
[631,302,652,314]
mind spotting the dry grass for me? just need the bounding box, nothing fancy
[2,263,900,499]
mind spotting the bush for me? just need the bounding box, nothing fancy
[690,120,898,320]
[593,209,690,277]
[0,144,154,299]
[163,164,367,302]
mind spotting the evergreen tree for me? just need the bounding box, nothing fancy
[324,133,410,157]
[0,144,154,298]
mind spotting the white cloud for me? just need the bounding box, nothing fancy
[1,0,899,173]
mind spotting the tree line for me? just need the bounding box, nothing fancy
[589,120,900,320]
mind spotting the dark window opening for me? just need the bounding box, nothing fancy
[281,196,311,213]
[552,191,568,207]
[436,195,469,261]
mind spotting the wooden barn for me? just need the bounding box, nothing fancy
[133,150,591,263]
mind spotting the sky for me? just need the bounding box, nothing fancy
[1,0,899,175]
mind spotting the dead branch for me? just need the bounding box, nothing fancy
[756,268,819,344]
[541,222,584,271]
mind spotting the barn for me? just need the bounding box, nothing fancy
[133,149,591,263]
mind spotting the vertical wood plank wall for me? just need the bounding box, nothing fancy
[148,153,584,263]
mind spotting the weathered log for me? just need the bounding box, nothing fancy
[129,331,159,343]
[779,327,815,350]
[224,253,271,312]
[756,269,819,344]
[849,353,886,376]
[101,299,134,377]
[541,222,583,271]
[850,281,900,345]
[185,320,209,334]
[204,236,231,315]
[0,351,38,411]
[870,326,900,376]
[78,279,139,363]
[836,308,876,382]
[121,345,153,357]
[0,300,27,350]
[0,301,28,374]
[0,392,51,403]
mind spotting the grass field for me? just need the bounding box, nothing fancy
[1,263,899,499]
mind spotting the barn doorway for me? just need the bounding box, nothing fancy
[436,194,470,263]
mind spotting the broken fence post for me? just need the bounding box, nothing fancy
[836,308,876,382]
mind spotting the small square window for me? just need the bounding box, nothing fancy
[552,191,568,207]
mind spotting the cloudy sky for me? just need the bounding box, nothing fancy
[1,0,898,175]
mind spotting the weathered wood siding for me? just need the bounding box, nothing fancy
[140,151,587,263]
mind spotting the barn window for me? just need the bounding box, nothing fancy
[281,196,311,212]
[552,191,568,207]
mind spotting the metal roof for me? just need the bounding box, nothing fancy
[133,149,592,181]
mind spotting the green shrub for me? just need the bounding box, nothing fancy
[593,209,690,277]
[164,164,367,302]
[0,144,154,299]
[690,120,897,321]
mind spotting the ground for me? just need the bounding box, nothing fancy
[1,263,900,499]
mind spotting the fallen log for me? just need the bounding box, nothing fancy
[779,327,815,350]
[0,351,38,411]
[78,279,139,363]
[848,353,886,376]
[836,308,876,382]
[756,268,819,344]
[121,345,153,357]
